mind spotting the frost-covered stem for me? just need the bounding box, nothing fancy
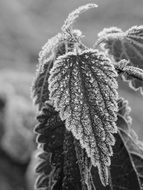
[115,64,143,81]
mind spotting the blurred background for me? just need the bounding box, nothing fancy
[0,0,143,189]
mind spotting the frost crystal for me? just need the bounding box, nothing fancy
[97,25,143,94]
[49,49,118,186]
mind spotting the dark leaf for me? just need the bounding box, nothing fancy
[62,131,82,190]
[34,102,82,190]
[117,98,143,189]
[89,98,142,190]
[35,102,64,189]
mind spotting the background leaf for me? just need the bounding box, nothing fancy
[97,26,143,94]
[117,97,143,189]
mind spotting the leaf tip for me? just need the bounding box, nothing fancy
[62,3,98,32]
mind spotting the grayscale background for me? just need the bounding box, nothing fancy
[0,0,143,189]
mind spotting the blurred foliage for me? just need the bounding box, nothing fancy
[0,69,36,161]
[0,70,35,190]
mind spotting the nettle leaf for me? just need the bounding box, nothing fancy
[97,26,143,94]
[62,3,98,33]
[49,49,118,186]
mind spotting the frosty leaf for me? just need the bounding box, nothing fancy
[35,102,65,190]
[115,60,143,91]
[49,49,118,186]
[97,26,143,94]
[62,3,98,33]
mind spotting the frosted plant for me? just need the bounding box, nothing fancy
[32,3,143,190]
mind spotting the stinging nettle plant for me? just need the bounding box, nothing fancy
[32,3,143,190]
